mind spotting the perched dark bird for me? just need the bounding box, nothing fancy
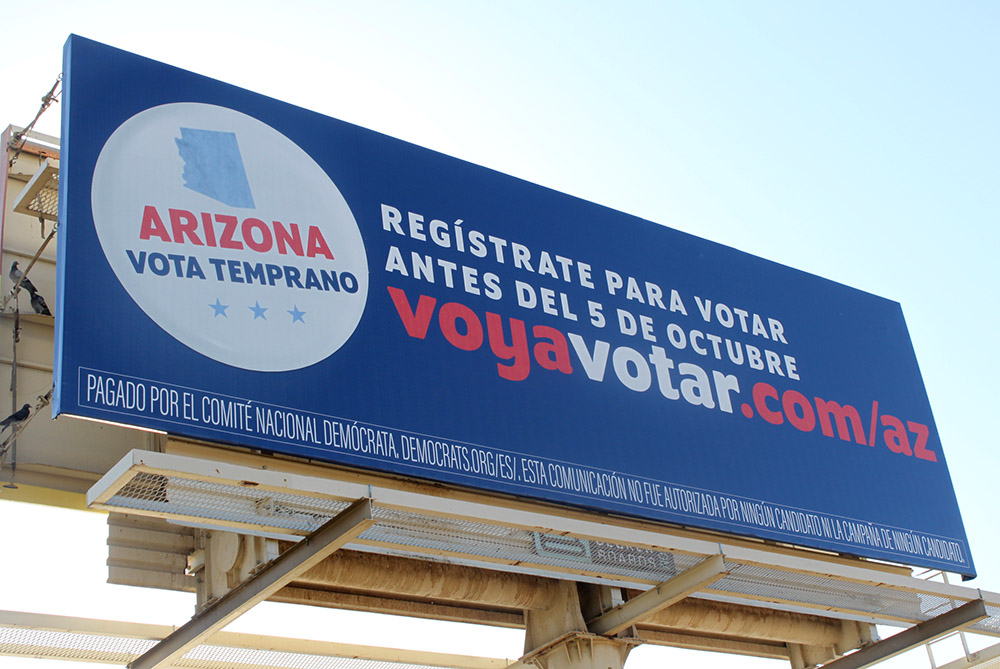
[9,261,37,295]
[30,291,51,316]
[0,404,30,432]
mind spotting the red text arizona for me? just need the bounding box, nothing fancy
[138,205,334,259]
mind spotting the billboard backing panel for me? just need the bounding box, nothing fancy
[55,35,975,577]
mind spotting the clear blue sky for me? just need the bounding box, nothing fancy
[1,2,998,667]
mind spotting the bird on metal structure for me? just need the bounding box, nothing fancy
[0,404,30,433]
[9,261,38,296]
[10,261,52,315]
[30,291,51,316]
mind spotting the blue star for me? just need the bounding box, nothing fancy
[287,305,306,323]
[249,301,268,320]
[210,298,229,318]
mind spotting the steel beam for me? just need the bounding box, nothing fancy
[587,554,728,636]
[822,599,988,669]
[127,497,375,669]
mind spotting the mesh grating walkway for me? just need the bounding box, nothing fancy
[90,450,1000,637]
[11,157,59,221]
[0,612,508,669]
[0,625,155,664]
[107,471,697,585]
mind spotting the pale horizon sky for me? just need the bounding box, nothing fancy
[1,2,998,668]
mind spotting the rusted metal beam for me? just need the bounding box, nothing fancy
[128,498,374,669]
[822,599,987,669]
[587,554,728,636]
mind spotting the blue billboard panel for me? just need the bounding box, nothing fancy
[55,35,974,576]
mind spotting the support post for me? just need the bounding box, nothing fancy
[6,307,18,485]
[128,498,375,669]
[521,581,638,669]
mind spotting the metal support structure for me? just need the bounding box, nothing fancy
[127,497,375,669]
[520,580,637,669]
[3,304,18,486]
[1,218,58,312]
[822,599,988,669]
[191,530,281,611]
[0,387,53,464]
[520,632,637,669]
[88,449,1000,640]
[6,76,61,169]
[938,641,1000,669]
[587,553,728,636]
[933,572,975,666]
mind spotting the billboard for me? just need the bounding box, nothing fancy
[55,35,975,576]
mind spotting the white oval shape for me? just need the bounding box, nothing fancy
[91,103,368,372]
